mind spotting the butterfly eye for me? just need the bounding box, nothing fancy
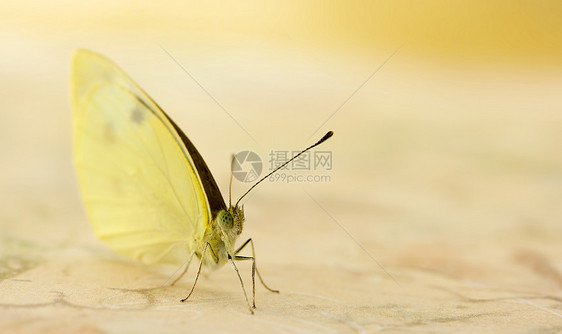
[217,210,234,230]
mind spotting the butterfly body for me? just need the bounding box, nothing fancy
[194,207,244,267]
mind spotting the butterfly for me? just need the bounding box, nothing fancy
[71,49,333,313]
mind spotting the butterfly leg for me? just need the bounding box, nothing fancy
[235,238,279,294]
[233,255,255,308]
[170,252,194,286]
[180,242,217,302]
[228,255,254,314]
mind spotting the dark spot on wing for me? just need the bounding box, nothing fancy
[131,107,145,124]
[112,177,124,194]
[104,122,116,143]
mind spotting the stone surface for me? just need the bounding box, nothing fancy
[1,2,561,333]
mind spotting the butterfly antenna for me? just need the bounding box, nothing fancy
[229,154,235,208]
[235,131,334,208]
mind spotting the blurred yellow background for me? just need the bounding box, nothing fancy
[1,1,561,332]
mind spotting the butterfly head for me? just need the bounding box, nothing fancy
[217,205,245,236]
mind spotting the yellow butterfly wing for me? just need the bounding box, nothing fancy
[72,50,216,264]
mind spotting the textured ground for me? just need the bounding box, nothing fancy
[1,2,561,333]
